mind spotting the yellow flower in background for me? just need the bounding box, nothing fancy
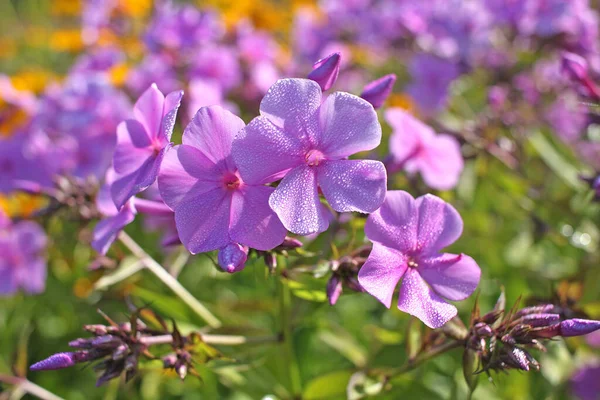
[388,93,417,115]
[202,0,293,32]
[11,70,55,94]
[109,63,130,87]
[50,29,85,52]
[0,193,48,218]
[118,0,152,18]
[0,100,29,138]
[51,0,82,16]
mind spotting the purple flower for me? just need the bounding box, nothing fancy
[308,53,341,91]
[571,363,600,400]
[232,78,387,235]
[158,105,287,272]
[545,94,589,144]
[111,84,183,209]
[385,108,463,190]
[0,218,47,296]
[406,55,460,114]
[358,191,480,328]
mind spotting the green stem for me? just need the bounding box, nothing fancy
[385,340,462,378]
[278,266,302,397]
[0,374,64,400]
[118,232,221,329]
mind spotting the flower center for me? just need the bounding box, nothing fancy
[305,149,325,166]
[223,171,242,190]
[408,257,419,268]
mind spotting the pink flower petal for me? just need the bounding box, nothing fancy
[174,188,231,254]
[111,147,168,210]
[398,268,457,329]
[134,83,165,139]
[233,116,307,185]
[418,134,463,190]
[230,185,286,251]
[317,159,387,213]
[259,78,322,136]
[415,194,463,255]
[183,105,245,170]
[319,91,382,158]
[365,190,418,253]
[158,145,222,210]
[161,90,183,141]
[419,253,480,301]
[358,242,407,308]
[269,165,330,235]
[113,120,154,175]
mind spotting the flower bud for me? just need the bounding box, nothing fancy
[513,313,561,328]
[506,347,531,371]
[218,243,249,273]
[264,252,277,273]
[515,304,556,318]
[83,324,109,335]
[308,53,341,91]
[560,319,600,337]
[561,52,588,83]
[474,322,493,338]
[360,74,397,109]
[163,353,178,368]
[91,335,123,349]
[279,236,303,250]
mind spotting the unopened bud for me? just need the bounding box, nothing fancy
[560,318,600,337]
[218,243,248,273]
[326,275,343,306]
[308,53,341,91]
[360,74,397,109]
[515,304,556,318]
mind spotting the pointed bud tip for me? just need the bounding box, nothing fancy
[560,319,600,337]
[30,352,77,371]
[307,53,341,91]
[360,74,397,109]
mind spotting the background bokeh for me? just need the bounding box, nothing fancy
[2,0,600,399]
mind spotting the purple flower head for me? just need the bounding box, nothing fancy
[0,219,47,296]
[360,74,397,109]
[560,319,600,337]
[385,108,463,190]
[127,55,181,96]
[158,105,287,268]
[308,53,341,91]
[232,78,387,235]
[571,363,600,400]
[188,46,242,93]
[358,191,480,328]
[406,55,460,114]
[545,94,588,144]
[111,84,183,210]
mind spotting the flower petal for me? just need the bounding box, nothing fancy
[230,185,287,250]
[398,268,457,329]
[269,165,330,235]
[19,257,46,294]
[174,188,231,254]
[358,242,407,308]
[134,83,165,139]
[317,159,387,213]
[113,120,154,175]
[418,134,464,190]
[13,221,46,254]
[260,78,322,133]
[111,147,167,210]
[415,194,463,255]
[183,105,245,171]
[364,190,418,253]
[92,202,136,255]
[232,116,306,185]
[157,144,221,210]
[161,90,184,141]
[319,92,382,158]
[419,253,480,301]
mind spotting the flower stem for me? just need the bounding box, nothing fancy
[278,265,302,398]
[139,333,280,346]
[118,232,222,329]
[0,374,64,400]
[386,340,462,378]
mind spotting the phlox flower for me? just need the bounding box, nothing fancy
[111,84,183,209]
[385,108,463,190]
[0,210,47,296]
[358,191,480,328]
[232,78,387,235]
[158,105,287,273]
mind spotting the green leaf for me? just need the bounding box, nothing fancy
[303,370,354,400]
